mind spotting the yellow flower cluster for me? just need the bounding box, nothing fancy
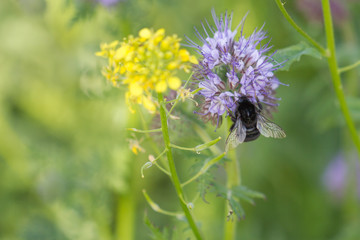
[96,28,198,113]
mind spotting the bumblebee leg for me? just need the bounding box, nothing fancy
[224,105,235,121]
[255,96,263,111]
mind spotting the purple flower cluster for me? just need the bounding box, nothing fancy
[97,0,121,7]
[187,10,283,126]
[322,153,360,201]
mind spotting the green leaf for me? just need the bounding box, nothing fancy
[231,186,266,206]
[229,197,245,220]
[144,214,192,240]
[213,183,266,219]
[232,186,266,200]
[144,214,170,240]
[197,172,213,204]
[231,191,255,205]
[212,182,246,219]
[273,42,322,71]
[188,155,227,203]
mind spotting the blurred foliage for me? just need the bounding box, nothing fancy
[1,0,360,240]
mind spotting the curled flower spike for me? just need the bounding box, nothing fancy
[186,9,284,126]
[96,28,198,113]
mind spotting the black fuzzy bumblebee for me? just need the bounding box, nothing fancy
[225,97,286,152]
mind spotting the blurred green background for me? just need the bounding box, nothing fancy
[1,0,360,239]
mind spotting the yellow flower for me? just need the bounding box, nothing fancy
[177,87,193,102]
[142,95,156,113]
[155,81,167,93]
[128,136,145,155]
[139,28,152,39]
[168,76,181,90]
[129,82,143,97]
[97,28,197,114]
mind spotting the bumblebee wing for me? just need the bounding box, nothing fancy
[225,119,246,152]
[256,114,286,139]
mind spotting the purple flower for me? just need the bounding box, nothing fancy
[199,80,219,98]
[97,0,121,7]
[322,152,360,201]
[187,9,284,126]
[209,92,235,116]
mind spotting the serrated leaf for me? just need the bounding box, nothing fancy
[232,186,266,200]
[197,172,213,204]
[191,155,226,203]
[144,214,191,240]
[212,181,227,198]
[171,225,193,240]
[229,197,245,219]
[273,42,322,71]
[231,191,255,205]
[188,156,207,175]
[213,182,246,219]
[144,214,170,240]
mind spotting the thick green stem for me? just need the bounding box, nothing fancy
[157,93,203,240]
[321,0,360,158]
[137,106,169,172]
[116,193,135,240]
[224,120,241,240]
[275,0,327,56]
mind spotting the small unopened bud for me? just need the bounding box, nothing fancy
[148,155,155,162]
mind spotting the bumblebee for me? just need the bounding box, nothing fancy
[225,97,286,152]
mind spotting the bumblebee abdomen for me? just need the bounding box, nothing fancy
[244,128,260,142]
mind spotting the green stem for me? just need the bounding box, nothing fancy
[321,0,360,158]
[116,193,135,240]
[338,60,360,74]
[137,106,170,172]
[143,190,184,218]
[167,72,193,117]
[275,0,327,56]
[224,120,240,240]
[153,162,171,176]
[157,93,203,240]
[170,137,221,153]
[340,19,360,225]
[169,143,196,151]
[141,149,170,178]
[126,128,162,133]
[193,124,223,155]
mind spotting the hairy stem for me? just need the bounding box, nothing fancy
[157,93,203,240]
[321,0,360,158]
